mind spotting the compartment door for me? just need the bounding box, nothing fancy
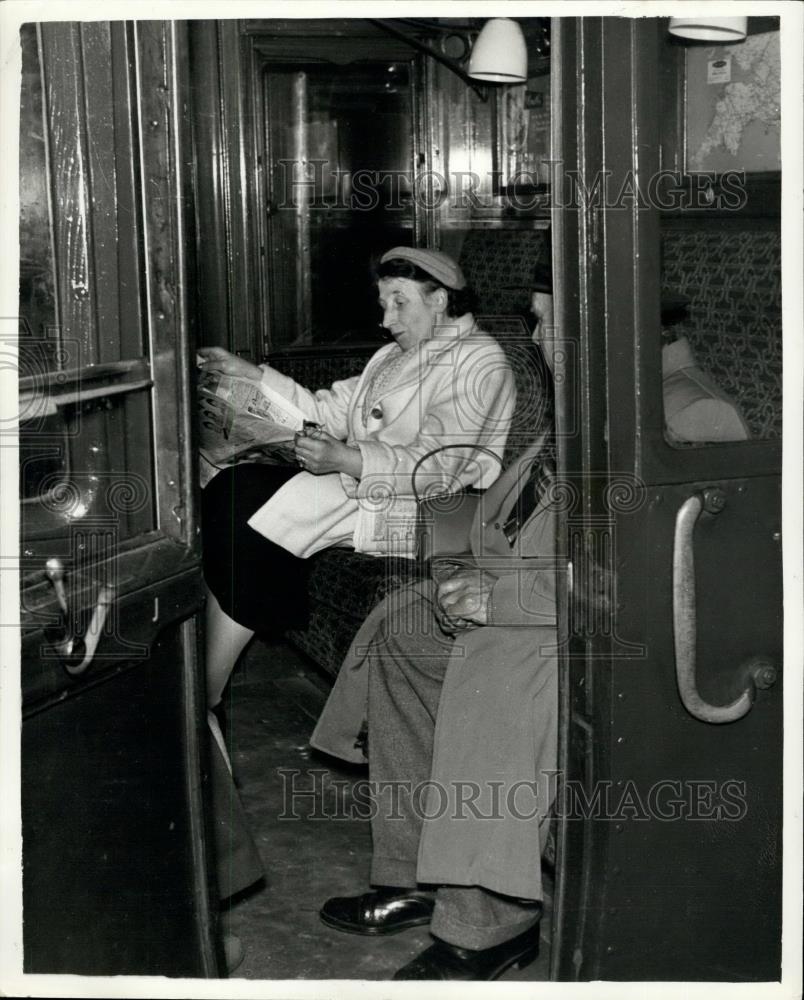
[16,21,219,976]
[551,17,783,982]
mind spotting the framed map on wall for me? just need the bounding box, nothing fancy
[684,29,780,173]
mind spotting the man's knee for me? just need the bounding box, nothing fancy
[368,593,453,683]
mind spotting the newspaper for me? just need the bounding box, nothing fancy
[197,369,308,483]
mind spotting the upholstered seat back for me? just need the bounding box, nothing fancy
[455,228,554,464]
[458,228,551,320]
[661,224,782,439]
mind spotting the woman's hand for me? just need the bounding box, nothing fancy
[197,346,263,383]
[294,429,363,478]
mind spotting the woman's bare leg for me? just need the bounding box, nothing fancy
[205,587,255,709]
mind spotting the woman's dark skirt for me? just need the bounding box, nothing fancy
[202,463,312,633]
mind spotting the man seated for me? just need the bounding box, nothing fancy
[312,431,558,980]
[310,272,560,980]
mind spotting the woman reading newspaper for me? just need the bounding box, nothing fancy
[197,247,515,714]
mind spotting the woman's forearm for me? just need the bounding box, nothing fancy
[338,444,363,480]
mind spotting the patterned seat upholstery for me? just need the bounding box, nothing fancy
[269,228,553,676]
[661,224,782,439]
[285,554,419,673]
[462,228,554,465]
[460,228,551,321]
[268,342,375,392]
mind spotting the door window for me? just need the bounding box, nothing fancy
[659,218,781,446]
[18,23,157,565]
[658,26,781,448]
[263,61,416,347]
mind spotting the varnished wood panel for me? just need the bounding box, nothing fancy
[134,21,197,543]
[40,24,96,364]
[39,23,145,368]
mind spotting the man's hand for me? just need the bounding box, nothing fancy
[197,346,263,383]
[436,567,496,629]
[294,429,363,478]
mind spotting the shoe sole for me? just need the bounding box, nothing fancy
[491,940,540,980]
[319,910,433,937]
[392,935,540,980]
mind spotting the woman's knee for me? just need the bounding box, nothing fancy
[202,464,269,518]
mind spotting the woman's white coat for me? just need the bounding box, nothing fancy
[247,316,516,558]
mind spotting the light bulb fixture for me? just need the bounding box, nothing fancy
[370,18,530,101]
[668,16,748,42]
[468,18,528,82]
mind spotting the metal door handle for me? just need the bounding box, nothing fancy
[45,558,115,676]
[672,488,774,724]
[64,583,115,676]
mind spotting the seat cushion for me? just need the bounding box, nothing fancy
[286,550,423,677]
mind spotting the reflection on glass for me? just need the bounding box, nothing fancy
[20,390,157,551]
[265,62,414,346]
[660,296,751,446]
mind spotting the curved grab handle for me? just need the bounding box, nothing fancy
[63,584,116,676]
[672,490,756,724]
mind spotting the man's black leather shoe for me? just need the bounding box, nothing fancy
[320,888,435,936]
[392,925,540,980]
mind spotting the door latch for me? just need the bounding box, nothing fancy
[45,558,115,676]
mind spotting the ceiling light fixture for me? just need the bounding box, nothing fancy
[370,18,529,101]
[668,16,748,42]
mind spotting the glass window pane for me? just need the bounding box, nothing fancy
[21,389,157,560]
[660,224,781,445]
[265,61,414,347]
[659,26,781,445]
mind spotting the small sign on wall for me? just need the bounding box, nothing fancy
[495,74,552,191]
[707,56,732,84]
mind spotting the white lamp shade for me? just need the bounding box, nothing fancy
[668,16,747,42]
[468,18,528,83]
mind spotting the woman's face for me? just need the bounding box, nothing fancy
[377,277,445,352]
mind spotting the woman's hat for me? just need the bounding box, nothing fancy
[380,247,466,290]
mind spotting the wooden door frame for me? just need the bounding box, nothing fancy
[190,19,437,359]
[550,17,614,979]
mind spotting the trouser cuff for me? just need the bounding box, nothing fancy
[370,856,419,888]
[431,901,541,950]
